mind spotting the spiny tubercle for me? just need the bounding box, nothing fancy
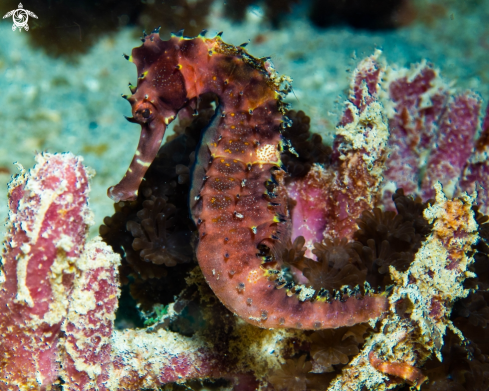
[109,30,388,329]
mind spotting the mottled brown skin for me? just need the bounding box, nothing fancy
[109,31,388,329]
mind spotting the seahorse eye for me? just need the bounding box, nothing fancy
[133,102,155,124]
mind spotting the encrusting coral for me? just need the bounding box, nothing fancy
[1,31,489,391]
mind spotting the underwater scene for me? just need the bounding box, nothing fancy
[1,0,489,390]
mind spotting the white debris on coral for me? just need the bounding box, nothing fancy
[328,183,479,390]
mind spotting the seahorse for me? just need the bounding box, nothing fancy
[108,29,388,329]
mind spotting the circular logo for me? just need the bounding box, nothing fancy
[3,4,38,32]
[12,9,28,29]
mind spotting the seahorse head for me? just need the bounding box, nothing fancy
[108,32,190,202]
[109,30,286,203]
[128,33,191,124]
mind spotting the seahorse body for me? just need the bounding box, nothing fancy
[109,30,388,329]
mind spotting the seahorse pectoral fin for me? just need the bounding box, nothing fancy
[108,119,166,202]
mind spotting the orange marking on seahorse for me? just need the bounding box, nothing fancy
[109,32,389,329]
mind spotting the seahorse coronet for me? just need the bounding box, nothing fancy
[110,31,389,329]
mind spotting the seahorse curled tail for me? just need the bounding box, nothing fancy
[109,30,388,329]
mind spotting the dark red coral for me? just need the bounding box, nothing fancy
[310,328,361,369]
[422,330,489,391]
[268,355,312,391]
[302,238,367,292]
[353,190,432,278]
[129,263,196,312]
[100,145,197,280]
[393,189,434,236]
[354,207,417,274]
[99,200,168,282]
[267,354,335,391]
[453,293,489,329]
[281,236,310,271]
[126,197,193,266]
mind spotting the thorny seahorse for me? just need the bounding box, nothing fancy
[108,29,388,329]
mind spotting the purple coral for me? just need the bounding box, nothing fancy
[127,197,181,266]
[379,61,483,209]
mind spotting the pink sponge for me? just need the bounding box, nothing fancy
[0,153,91,390]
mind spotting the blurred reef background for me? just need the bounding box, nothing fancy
[0,0,489,239]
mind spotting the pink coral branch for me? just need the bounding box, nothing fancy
[105,329,227,390]
[0,153,91,390]
[61,238,121,391]
[379,62,483,209]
